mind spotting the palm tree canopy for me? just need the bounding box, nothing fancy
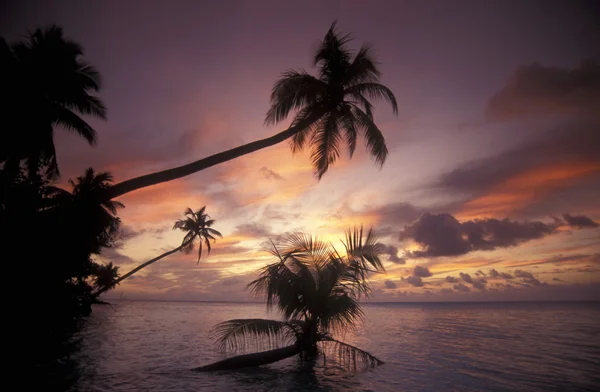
[265,22,398,179]
[68,167,123,252]
[1,25,106,178]
[212,226,385,370]
[173,206,223,263]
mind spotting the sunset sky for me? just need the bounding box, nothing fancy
[3,0,599,301]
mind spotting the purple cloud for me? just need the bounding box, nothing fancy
[413,265,432,277]
[384,280,397,289]
[399,213,568,258]
[406,276,424,287]
[562,213,599,228]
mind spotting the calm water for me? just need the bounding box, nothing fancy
[66,301,600,391]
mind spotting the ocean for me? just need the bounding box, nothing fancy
[66,301,600,391]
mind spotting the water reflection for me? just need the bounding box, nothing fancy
[68,301,600,392]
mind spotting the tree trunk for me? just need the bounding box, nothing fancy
[95,241,189,296]
[192,344,301,372]
[107,115,320,200]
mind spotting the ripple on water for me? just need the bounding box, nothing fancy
[68,301,600,392]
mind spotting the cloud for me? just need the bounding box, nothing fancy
[232,223,274,239]
[486,60,600,121]
[384,280,397,289]
[377,243,405,264]
[459,272,473,284]
[514,269,543,286]
[413,265,432,277]
[405,276,424,287]
[400,213,562,258]
[553,277,563,282]
[563,213,599,228]
[434,119,600,219]
[259,166,284,181]
[472,278,487,291]
[488,269,514,279]
[445,276,459,283]
[453,283,471,292]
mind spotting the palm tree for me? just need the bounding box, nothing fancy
[97,206,222,295]
[107,22,397,199]
[0,25,106,178]
[68,168,124,254]
[193,226,385,372]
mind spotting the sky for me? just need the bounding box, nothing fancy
[2,0,600,302]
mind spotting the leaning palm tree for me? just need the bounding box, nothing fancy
[0,25,106,178]
[96,206,222,295]
[107,22,397,199]
[194,226,385,372]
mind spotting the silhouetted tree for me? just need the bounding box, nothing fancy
[97,206,222,295]
[194,227,385,372]
[0,25,106,179]
[107,22,397,198]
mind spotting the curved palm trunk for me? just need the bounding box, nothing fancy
[107,115,319,199]
[95,240,191,296]
[192,343,301,372]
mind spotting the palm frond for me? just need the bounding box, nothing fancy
[249,255,313,320]
[51,104,97,145]
[65,93,106,119]
[345,43,381,84]
[310,111,343,179]
[345,83,398,114]
[288,105,322,153]
[351,106,388,167]
[343,226,385,273]
[265,71,326,125]
[314,22,353,81]
[319,290,364,334]
[207,228,223,238]
[213,318,303,353]
[339,104,358,158]
[318,337,384,371]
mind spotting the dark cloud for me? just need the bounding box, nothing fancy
[488,269,514,279]
[259,166,284,181]
[445,276,459,283]
[475,270,486,277]
[472,278,487,291]
[553,277,564,282]
[405,276,424,287]
[547,253,592,264]
[377,243,405,264]
[413,265,432,277]
[514,269,544,286]
[486,60,600,121]
[460,272,473,284]
[563,213,599,228]
[384,280,397,289]
[453,283,471,293]
[400,213,561,258]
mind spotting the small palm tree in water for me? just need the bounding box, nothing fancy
[195,226,385,372]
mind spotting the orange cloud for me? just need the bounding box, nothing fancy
[458,162,600,220]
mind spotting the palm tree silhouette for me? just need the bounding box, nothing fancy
[0,25,106,178]
[194,226,385,372]
[107,22,397,199]
[98,206,222,294]
[68,168,124,254]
